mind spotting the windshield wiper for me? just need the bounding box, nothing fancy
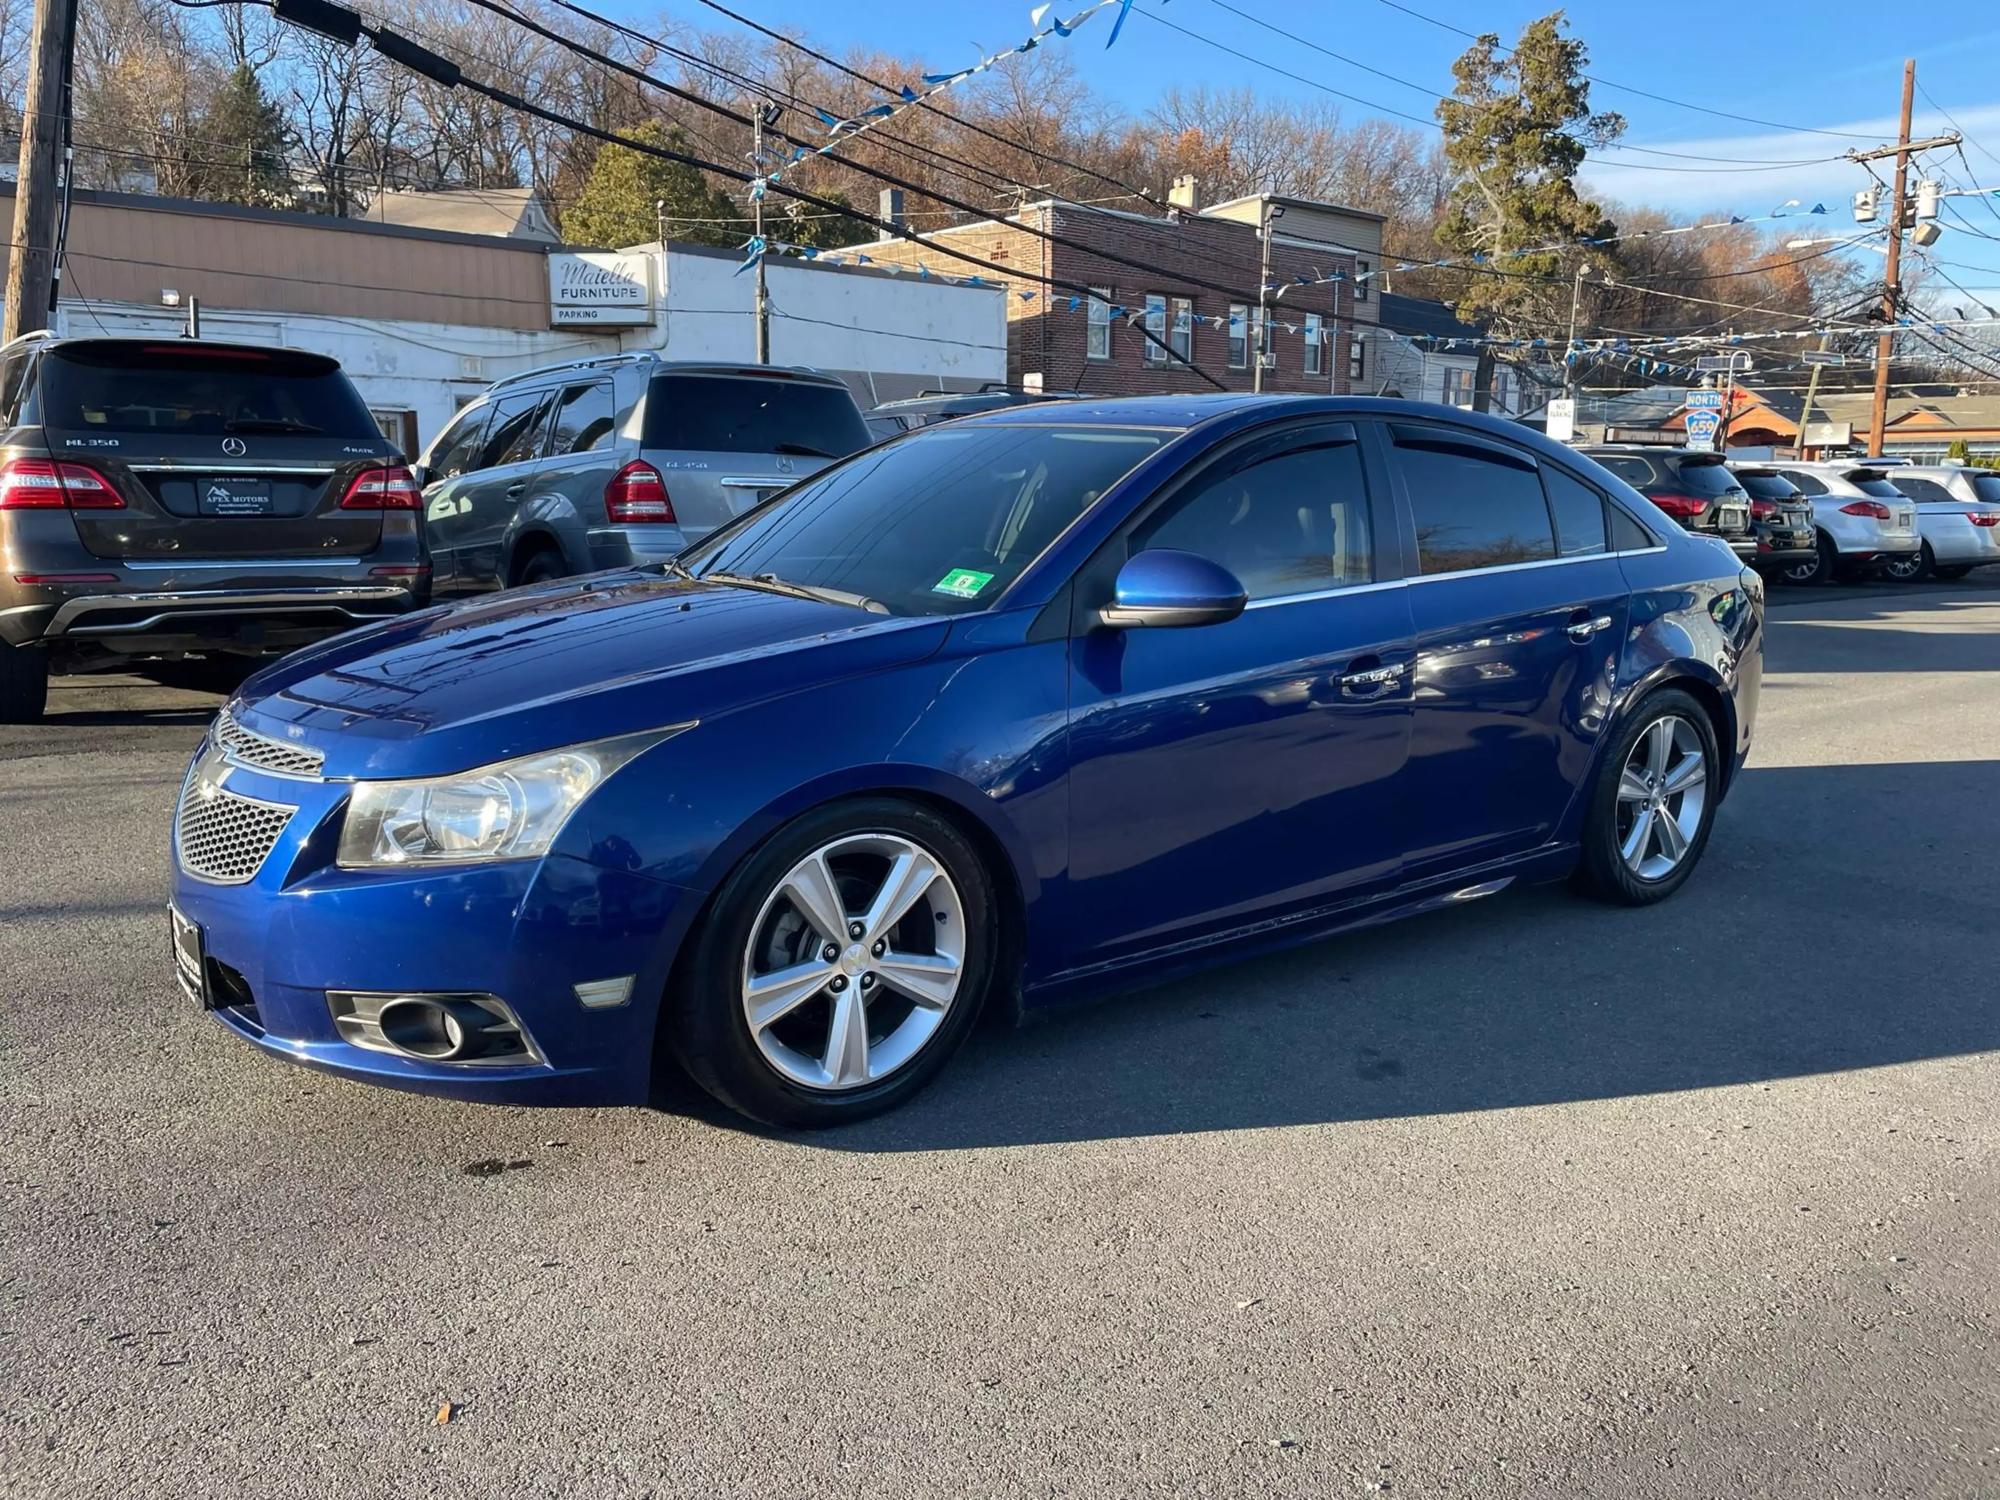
[223,417,323,434]
[770,441,834,459]
[705,570,887,613]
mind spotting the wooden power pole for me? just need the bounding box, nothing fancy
[1867,61,1917,458]
[3,0,76,342]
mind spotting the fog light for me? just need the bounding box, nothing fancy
[327,990,542,1066]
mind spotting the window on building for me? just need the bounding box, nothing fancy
[1169,297,1194,365]
[1348,337,1366,387]
[1354,261,1370,302]
[1142,294,1168,366]
[1304,313,1323,376]
[1391,425,1557,575]
[1136,436,1375,600]
[370,408,418,458]
[548,382,618,455]
[1086,287,1112,361]
[1442,367,1475,409]
[1227,303,1249,369]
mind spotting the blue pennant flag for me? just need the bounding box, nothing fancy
[923,68,973,85]
[856,254,872,265]
[1066,295,1080,311]
[1106,0,1133,46]
[1810,203,1827,214]
[813,108,841,130]
[900,86,918,102]
[1729,214,1743,223]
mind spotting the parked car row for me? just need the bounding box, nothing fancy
[1572,441,2000,586]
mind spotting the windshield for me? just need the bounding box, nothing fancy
[642,373,870,458]
[680,423,1175,615]
[38,344,378,438]
[1971,473,2000,504]
[1737,471,1802,501]
[1669,457,1743,496]
[1847,472,1907,499]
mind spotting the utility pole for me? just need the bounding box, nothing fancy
[1253,197,1273,394]
[4,0,76,342]
[1564,261,1594,399]
[751,102,778,366]
[1867,60,1917,458]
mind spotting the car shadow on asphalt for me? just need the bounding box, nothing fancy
[791,758,2000,1152]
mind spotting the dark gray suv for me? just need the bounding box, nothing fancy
[416,356,871,595]
[0,334,429,722]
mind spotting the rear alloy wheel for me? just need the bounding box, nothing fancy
[1779,530,1837,586]
[1882,542,1931,583]
[670,800,997,1128]
[517,549,567,587]
[0,639,50,723]
[1575,689,1719,906]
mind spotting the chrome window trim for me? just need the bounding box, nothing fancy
[1240,544,1668,610]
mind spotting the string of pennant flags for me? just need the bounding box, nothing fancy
[745,0,1134,212]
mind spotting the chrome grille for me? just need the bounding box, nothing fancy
[175,751,296,884]
[214,706,323,779]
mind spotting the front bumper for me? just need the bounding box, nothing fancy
[167,752,697,1106]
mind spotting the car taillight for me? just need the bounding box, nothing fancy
[1749,498,1778,518]
[1966,512,2000,527]
[339,465,422,510]
[605,461,675,524]
[1649,492,1706,518]
[1839,500,1893,520]
[0,457,124,510]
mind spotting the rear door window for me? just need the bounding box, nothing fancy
[549,382,618,455]
[1392,425,1556,575]
[1542,467,1609,557]
[643,374,869,459]
[477,389,556,469]
[37,343,379,438]
[426,404,491,481]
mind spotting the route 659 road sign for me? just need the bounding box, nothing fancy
[1683,409,1722,450]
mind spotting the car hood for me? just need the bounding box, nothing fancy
[232,570,950,779]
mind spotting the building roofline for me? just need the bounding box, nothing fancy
[1204,192,1389,223]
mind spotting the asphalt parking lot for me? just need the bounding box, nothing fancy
[3,577,1997,1499]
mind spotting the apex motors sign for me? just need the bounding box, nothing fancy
[548,252,653,327]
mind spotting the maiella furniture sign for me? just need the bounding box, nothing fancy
[548,252,653,327]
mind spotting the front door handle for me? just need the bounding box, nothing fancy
[1339,660,1408,700]
[505,479,528,498]
[1567,614,1613,643]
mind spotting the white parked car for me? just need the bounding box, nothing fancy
[1760,462,1922,584]
[1879,465,2000,580]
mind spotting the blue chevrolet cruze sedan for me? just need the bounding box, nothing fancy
[168,396,1762,1127]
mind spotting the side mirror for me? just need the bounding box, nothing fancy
[1099,549,1248,629]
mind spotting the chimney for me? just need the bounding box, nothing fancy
[878,187,906,231]
[1169,175,1200,213]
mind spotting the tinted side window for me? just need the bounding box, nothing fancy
[426,404,491,481]
[1596,455,1658,488]
[1892,476,1952,504]
[1788,472,1828,497]
[1543,468,1609,557]
[549,382,617,456]
[478,390,554,469]
[0,350,27,424]
[1393,429,1555,575]
[642,374,869,458]
[1609,505,1655,551]
[1137,438,1374,601]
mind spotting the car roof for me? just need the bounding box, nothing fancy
[1576,445,1718,458]
[954,393,1575,444]
[12,333,339,367]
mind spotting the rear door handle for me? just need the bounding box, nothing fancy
[505,479,528,498]
[1338,660,1408,699]
[1567,614,1613,643]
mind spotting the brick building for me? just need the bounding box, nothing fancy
[851,189,1386,398]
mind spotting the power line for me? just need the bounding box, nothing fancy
[1371,0,1884,142]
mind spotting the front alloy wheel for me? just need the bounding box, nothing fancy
[742,833,967,1092]
[668,798,996,1128]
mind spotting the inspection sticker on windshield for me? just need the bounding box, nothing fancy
[932,568,995,599]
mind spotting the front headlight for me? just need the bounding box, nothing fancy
[335,726,690,869]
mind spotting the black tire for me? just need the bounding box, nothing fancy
[515,548,567,587]
[1779,530,1836,586]
[0,639,50,723]
[1573,687,1721,907]
[1883,542,1931,583]
[1934,564,1973,581]
[666,797,1001,1129]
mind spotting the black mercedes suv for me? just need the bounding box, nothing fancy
[0,334,430,721]
[1575,444,1756,562]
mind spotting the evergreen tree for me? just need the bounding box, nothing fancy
[780,190,873,252]
[197,65,293,209]
[1434,12,1624,339]
[563,123,741,249]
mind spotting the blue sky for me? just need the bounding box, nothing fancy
[668,0,2000,298]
